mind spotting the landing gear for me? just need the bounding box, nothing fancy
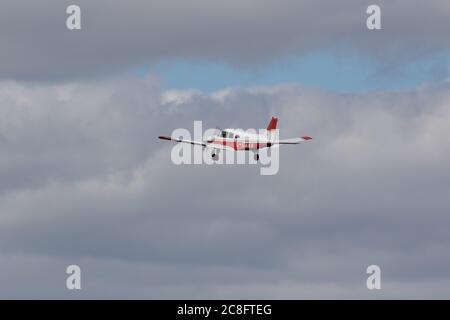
[211,152,219,161]
[254,153,259,161]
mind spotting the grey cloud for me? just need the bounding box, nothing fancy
[0,76,450,297]
[0,0,449,81]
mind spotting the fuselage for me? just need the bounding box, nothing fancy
[207,129,272,151]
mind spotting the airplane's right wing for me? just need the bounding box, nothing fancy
[158,136,207,147]
[205,143,235,152]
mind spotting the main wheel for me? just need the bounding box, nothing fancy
[254,153,259,161]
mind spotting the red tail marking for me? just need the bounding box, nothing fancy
[267,116,278,131]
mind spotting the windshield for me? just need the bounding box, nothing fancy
[220,130,234,139]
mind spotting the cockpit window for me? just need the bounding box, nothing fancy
[221,131,227,138]
[227,132,234,139]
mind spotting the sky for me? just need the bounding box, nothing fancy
[144,52,450,93]
[0,0,450,298]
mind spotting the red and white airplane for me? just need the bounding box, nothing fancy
[158,116,312,161]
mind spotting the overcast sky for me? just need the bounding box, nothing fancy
[0,0,450,298]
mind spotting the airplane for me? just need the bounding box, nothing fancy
[158,116,312,161]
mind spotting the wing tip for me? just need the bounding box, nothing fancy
[302,136,312,141]
[158,135,172,141]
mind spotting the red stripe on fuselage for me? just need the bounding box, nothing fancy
[209,139,269,150]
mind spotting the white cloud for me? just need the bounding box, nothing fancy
[161,89,202,105]
[0,76,450,297]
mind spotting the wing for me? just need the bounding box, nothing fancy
[158,135,206,147]
[205,143,235,151]
[273,136,312,145]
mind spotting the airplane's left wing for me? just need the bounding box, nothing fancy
[273,136,312,145]
[158,136,207,147]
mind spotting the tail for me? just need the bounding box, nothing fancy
[266,116,278,131]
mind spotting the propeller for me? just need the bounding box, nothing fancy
[206,127,223,143]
